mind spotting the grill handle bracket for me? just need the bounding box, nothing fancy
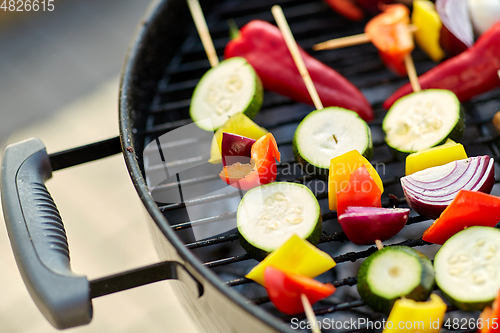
[1,138,92,329]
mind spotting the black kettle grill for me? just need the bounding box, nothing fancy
[2,0,500,331]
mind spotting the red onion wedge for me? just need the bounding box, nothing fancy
[338,207,410,245]
[221,133,256,167]
[401,156,495,219]
[436,0,474,56]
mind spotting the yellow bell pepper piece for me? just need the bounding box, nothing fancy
[208,113,267,164]
[412,0,445,62]
[245,234,336,286]
[405,139,468,175]
[383,294,447,333]
[328,150,383,211]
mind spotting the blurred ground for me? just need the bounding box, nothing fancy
[0,1,198,332]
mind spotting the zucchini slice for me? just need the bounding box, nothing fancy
[190,57,263,131]
[383,89,465,154]
[237,182,322,261]
[293,107,373,178]
[434,226,500,311]
[357,246,435,315]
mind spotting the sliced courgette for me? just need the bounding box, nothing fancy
[434,226,500,311]
[293,107,373,178]
[383,89,465,154]
[190,57,263,131]
[357,246,435,315]
[237,182,322,261]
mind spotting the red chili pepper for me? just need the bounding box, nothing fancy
[219,133,280,191]
[224,20,374,122]
[264,266,336,315]
[336,165,382,216]
[365,4,414,76]
[478,289,500,333]
[384,21,500,110]
[323,0,364,21]
[422,190,500,245]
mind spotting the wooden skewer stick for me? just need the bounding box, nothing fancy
[375,239,384,250]
[301,294,322,333]
[313,25,418,51]
[272,5,324,111]
[404,53,421,92]
[498,69,500,79]
[187,0,219,68]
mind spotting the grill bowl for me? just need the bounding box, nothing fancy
[119,0,500,332]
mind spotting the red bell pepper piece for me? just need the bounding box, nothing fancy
[323,0,364,21]
[478,289,500,333]
[365,4,414,76]
[336,165,382,216]
[224,20,374,122]
[219,133,280,191]
[422,190,500,245]
[384,21,500,109]
[264,266,336,315]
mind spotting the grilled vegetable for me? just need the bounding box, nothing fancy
[245,234,336,286]
[329,150,383,211]
[293,107,373,179]
[434,226,500,311]
[190,57,263,131]
[412,0,446,62]
[224,20,374,121]
[221,133,255,167]
[209,113,267,163]
[365,4,414,76]
[422,190,500,245]
[436,0,474,56]
[336,165,382,216]
[402,156,495,219]
[478,289,500,333]
[220,133,280,191]
[384,22,500,109]
[468,0,500,36]
[357,246,435,315]
[264,266,336,315]
[383,89,465,154]
[405,139,467,175]
[384,294,447,333]
[338,207,409,245]
[237,182,321,261]
[323,0,364,21]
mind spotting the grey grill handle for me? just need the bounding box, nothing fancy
[1,138,91,329]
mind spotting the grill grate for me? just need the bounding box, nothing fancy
[141,0,500,330]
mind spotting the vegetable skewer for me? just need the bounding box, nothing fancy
[313,25,417,51]
[301,294,322,333]
[187,0,263,131]
[271,8,324,329]
[271,5,323,111]
[186,0,219,67]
